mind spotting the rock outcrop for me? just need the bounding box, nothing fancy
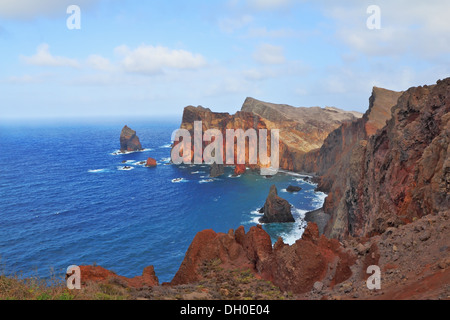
[145,157,157,168]
[120,125,143,152]
[259,185,294,223]
[286,185,302,193]
[170,223,356,294]
[78,265,159,288]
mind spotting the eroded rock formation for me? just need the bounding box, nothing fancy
[259,185,294,223]
[170,223,356,294]
[120,125,143,152]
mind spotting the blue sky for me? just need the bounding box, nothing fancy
[1,0,450,121]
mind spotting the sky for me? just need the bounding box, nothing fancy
[0,0,449,121]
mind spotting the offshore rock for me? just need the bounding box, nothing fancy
[210,162,224,178]
[259,185,295,223]
[120,125,143,152]
[145,157,157,168]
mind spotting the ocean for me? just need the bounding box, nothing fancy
[0,120,325,283]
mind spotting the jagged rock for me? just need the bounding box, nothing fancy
[259,185,295,223]
[120,125,143,152]
[170,223,356,294]
[210,162,224,178]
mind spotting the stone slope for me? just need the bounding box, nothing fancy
[311,79,449,239]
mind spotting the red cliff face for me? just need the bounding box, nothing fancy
[170,223,356,294]
[173,99,361,172]
[311,79,449,239]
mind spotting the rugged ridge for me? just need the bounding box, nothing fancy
[170,223,356,294]
[306,80,449,239]
[173,100,361,172]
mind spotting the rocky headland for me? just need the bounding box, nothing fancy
[174,99,362,173]
[10,78,447,301]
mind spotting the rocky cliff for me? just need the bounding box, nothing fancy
[174,100,361,171]
[310,79,449,239]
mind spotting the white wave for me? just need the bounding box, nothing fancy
[118,166,135,171]
[122,160,136,164]
[133,161,147,166]
[312,191,327,209]
[110,148,153,156]
[280,188,287,193]
[199,179,214,184]
[278,208,308,245]
[159,144,172,149]
[88,169,107,173]
[160,157,172,163]
[228,174,242,178]
[171,178,187,183]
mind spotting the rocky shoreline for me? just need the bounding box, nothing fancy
[3,78,448,301]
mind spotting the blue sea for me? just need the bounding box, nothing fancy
[0,120,325,283]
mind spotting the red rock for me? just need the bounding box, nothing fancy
[146,157,157,167]
[170,223,356,294]
[79,265,159,288]
[234,164,246,176]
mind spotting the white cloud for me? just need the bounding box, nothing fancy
[245,27,295,38]
[20,43,80,68]
[321,0,450,59]
[86,54,113,72]
[218,14,254,34]
[115,44,207,75]
[247,0,294,10]
[253,43,286,65]
[0,0,101,20]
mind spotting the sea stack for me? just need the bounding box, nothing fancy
[210,162,224,178]
[120,125,143,152]
[259,185,295,223]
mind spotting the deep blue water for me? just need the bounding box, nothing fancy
[0,121,325,283]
